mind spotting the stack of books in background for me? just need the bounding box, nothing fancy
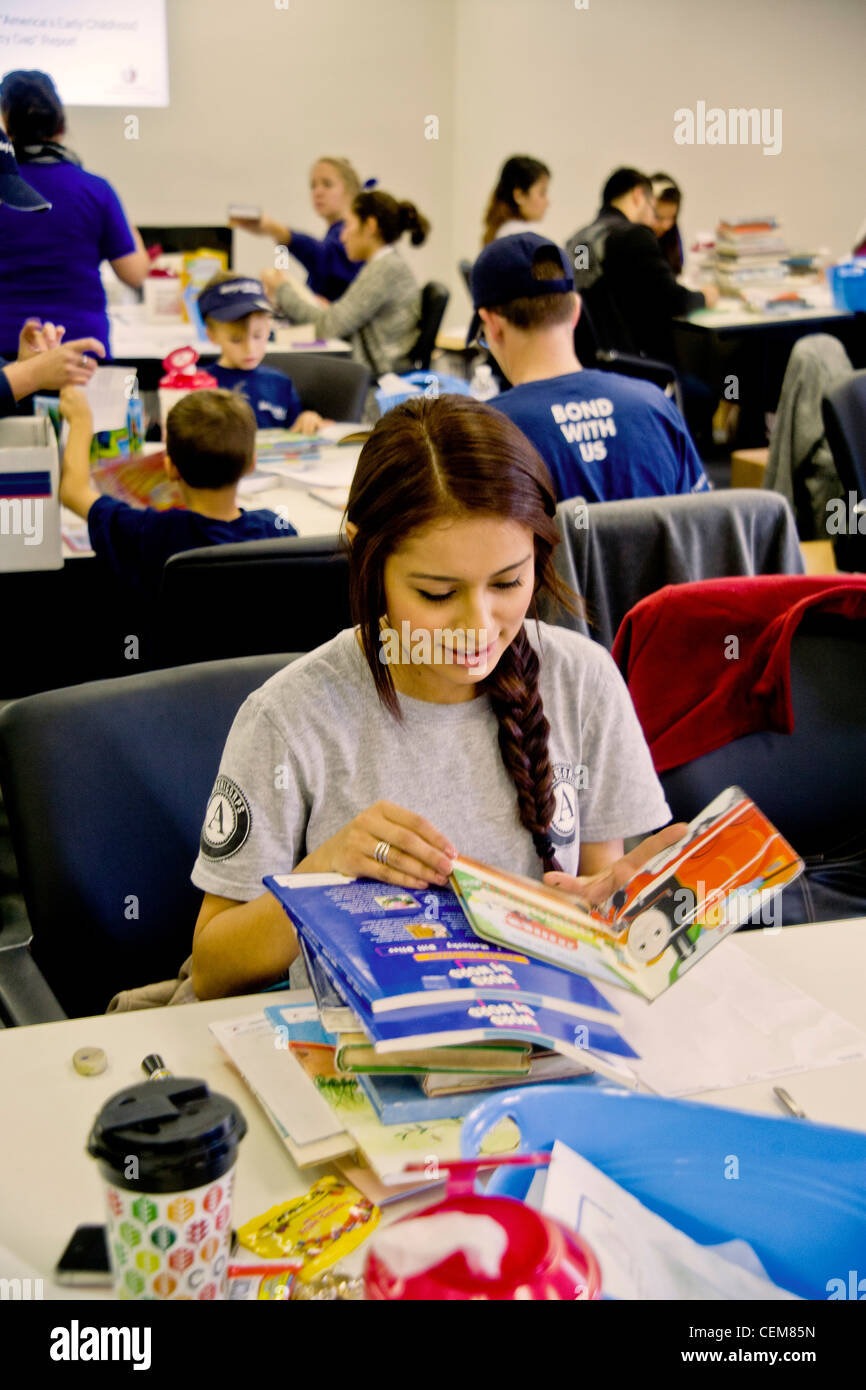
[712,216,791,293]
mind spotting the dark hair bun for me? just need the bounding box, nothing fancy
[0,69,65,147]
[398,200,430,247]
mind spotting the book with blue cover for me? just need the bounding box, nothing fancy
[264,872,618,1022]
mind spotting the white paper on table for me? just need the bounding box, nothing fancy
[83,365,134,432]
[237,471,280,496]
[596,939,866,1097]
[316,421,366,445]
[263,453,359,489]
[542,1141,799,1300]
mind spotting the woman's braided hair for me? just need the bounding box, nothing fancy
[345,394,580,873]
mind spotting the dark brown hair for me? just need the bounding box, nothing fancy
[165,389,256,489]
[345,394,580,872]
[490,245,576,331]
[0,70,65,149]
[482,155,550,246]
[352,190,430,246]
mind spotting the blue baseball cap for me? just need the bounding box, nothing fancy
[198,276,271,322]
[0,133,51,212]
[469,233,574,342]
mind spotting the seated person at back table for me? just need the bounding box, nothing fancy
[58,387,297,602]
[473,233,710,503]
[200,272,325,432]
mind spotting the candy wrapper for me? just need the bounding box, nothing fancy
[236,1178,380,1282]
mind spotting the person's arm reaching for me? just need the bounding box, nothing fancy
[58,387,101,518]
[229,212,292,245]
[1,336,105,411]
[623,225,715,316]
[110,224,150,289]
[266,260,392,339]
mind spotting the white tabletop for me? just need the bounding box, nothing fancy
[108,306,350,361]
[1,919,864,1297]
[60,441,360,557]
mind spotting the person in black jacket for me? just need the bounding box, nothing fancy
[566,168,719,441]
[566,167,718,364]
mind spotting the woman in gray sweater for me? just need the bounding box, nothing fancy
[262,188,429,419]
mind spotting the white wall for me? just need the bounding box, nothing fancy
[63,0,456,291]
[46,0,866,323]
[451,0,866,313]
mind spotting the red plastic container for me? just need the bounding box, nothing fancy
[363,1158,601,1301]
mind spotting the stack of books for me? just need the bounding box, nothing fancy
[712,216,791,292]
[208,789,866,1193]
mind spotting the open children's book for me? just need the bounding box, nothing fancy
[451,786,803,1001]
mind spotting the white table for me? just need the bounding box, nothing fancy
[60,441,362,557]
[1,920,864,1298]
[108,306,350,363]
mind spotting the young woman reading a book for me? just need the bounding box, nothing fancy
[190,395,683,999]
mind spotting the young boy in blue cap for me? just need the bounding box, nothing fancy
[471,233,710,504]
[199,272,325,432]
[58,386,296,602]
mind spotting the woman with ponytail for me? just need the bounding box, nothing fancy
[190,394,678,1000]
[261,188,430,419]
[482,155,551,247]
[0,69,149,358]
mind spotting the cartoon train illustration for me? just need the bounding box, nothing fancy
[611,790,801,966]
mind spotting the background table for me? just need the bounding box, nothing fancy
[1,919,863,1298]
[674,299,866,447]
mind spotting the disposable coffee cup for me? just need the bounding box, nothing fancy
[87,1077,247,1301]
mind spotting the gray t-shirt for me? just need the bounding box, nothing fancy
[192,623,670,992]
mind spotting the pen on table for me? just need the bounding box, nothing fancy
[142,1054,172,1081]
[773,1085,807,1119]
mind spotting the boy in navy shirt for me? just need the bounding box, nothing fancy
[199,272,325,432]
[58,386,296,602]
[471,233,710,504]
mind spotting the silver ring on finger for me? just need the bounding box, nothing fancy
[373,839,392,866]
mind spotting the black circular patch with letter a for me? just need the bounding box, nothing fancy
[200,775,252,860]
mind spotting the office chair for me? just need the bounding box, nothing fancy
[266,352,371,421]
[0,654,299,1021]
[544,489,804,649]
[396,281,450,372]
[822,370,866,571]
[576,296,684,414]
[614,584,866,922]
[156,534,351,668]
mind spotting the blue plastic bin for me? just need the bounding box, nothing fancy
[828,259,866,312]
[461,1084,866,1300]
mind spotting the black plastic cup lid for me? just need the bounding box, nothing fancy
[87,1077,247,1193]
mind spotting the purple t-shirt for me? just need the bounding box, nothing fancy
[0,161,135,357]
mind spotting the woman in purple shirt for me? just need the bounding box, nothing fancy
[0,70,150,358]
[230,156,364,303]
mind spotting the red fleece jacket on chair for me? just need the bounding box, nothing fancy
[611,574,866,773]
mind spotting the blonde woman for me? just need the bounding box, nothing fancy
[230,156,364,302]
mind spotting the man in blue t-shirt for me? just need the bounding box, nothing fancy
[470,233,710,503]
[58,386,296,602]
[199,273,326,432]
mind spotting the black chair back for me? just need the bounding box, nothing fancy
[458,259,474,297]
[403,281,450,372]
[266,352,371,420]
[0,654,298,1017]
[156,534,351,667]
